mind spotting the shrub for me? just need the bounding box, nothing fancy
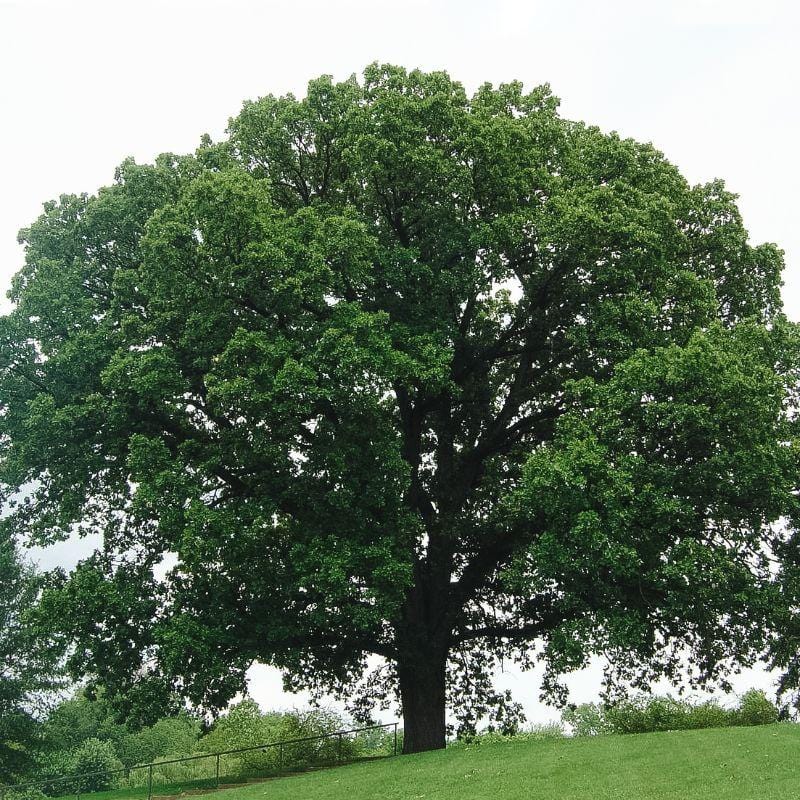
[519,722,565,741]
[352,725,400,756]
[7,788,49,800]
[735,690,779,726]
[125,758,211,789]
[562,704,609,737]
[562,690,780,736]
[198,699,267,755]
[286,708,358,766]
[684,700,730,730]
[116,714,201,767]
[605,696,689,734]
[71,738,123,792]
[32,750,77,796]
[199,701,357,775]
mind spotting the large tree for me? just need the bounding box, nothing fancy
[1,65,798,752]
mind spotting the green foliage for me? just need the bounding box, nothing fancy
[199,701,357,773]
[19,692,200,793]
[603,696,722,735]
[40,692,127,755]
[0,535,64,783]
[198,699,272,754]
[2,64,798,752]
[29,749,77,796]
[735,689,779,726]
[70,739,123,792]
[13,688,373,794]
[353,724,399,756]
[5,788,48,800]
[450,722,565,748]
[115,714,200,767]
[561,703,610,737]
[563,690,780,735]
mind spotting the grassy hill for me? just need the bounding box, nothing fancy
[198,724,799,800]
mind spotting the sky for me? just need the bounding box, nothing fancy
[1,0,798,724]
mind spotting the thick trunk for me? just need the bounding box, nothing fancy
[398,646,448,753]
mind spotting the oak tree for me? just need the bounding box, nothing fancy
[2,65,798,752]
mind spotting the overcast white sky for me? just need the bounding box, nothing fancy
[1,0,798,723]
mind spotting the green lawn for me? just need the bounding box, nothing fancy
[196,724,799,800]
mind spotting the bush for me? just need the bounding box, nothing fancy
[199,700,357,775]
[32,750,77,796]
[71,738,123,792]
[353,725,400,756]
[125,757,211,789]
[735,689,779,726]
[516,722,565,741]
[199,699,269,756]
[126,757,213,790]
[605,696,691,735]
[684,700,731,730]
[7,789,49,800]
[562,690,780,736]
[116,714,201,767]
[562,704,609,737]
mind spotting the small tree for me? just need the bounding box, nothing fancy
[2,65,798,752]
[39,690,127,755]
[70,739,122,793]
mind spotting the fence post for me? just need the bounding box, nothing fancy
[147,763,153,800]
[214,753,220,789]
[279,742,283,771]
[393,722,398,756]
[337,733,343,763]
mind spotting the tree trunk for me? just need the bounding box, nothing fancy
[398,646,448,753]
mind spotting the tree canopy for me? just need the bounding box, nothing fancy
[1,64,798,752]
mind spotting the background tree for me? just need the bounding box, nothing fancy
[1,65,798,753]
[37,690,127,757]
[0,535,64,782]
[29,688,202,790]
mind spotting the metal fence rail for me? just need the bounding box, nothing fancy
[0,721,399,800]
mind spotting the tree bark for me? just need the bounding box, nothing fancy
[398,645,448,753]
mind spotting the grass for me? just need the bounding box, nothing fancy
[41,724,800,800]
[198,724,800,800]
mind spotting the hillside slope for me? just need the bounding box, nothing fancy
[207,724,799,800]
